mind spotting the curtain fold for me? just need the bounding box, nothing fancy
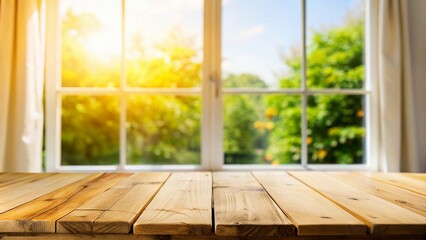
[377,0,419,172]
[0,0,45,172]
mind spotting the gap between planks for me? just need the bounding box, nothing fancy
[356,172,426,196]
[0,172,425,237]
[1,233,426,240]
[133,172,212,235]
[0,173,130,233]
[253,171,367,236]
[213,172,296,237]
[289,171,426,235]
[57,172,170,234]
[326,171,426,217]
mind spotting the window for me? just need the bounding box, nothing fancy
[46,0,375,171]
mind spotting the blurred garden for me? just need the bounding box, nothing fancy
[60,9,365,166]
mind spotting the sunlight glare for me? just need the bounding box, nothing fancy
[62,0,121,59]
[83,31,121,60]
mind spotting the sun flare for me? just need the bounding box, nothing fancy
[83,31,121,60]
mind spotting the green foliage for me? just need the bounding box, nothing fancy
[60,9,365,166]
[223,74,268,88]
[126,96,201,165]
[265,95,302,163]
[61,11,201,165]
[307,19,364,89]
[306,95,364,164]
[267,20,365,164]
[223,74,267,164]
[127,30,202,88]
[61,96,120,165]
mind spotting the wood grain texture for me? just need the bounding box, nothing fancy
[0,173,37,187]
[0,173,88,214]
[1,234,426,240]
[253,171,366,236]
[0,173,56,195]
[401,173,426,181]
[213,172,295,237]
[0,173,49,183]
[57,172,170,234]
[0,172,425,238]
[133,172,212,235]
[327,172,426,217]
[289,171,426,235]
[0,173,129,233]
[357,172,426,196]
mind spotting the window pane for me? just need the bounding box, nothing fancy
[127,95,201,164]
[222,0,301,89]
[125,0,203,88]
[306,0,365,89]
[61,96,120,165]
[307,95,365,164]
[61,0,122,88]
[223,95,301,164]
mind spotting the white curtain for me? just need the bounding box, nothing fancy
[408,0,426,172]
[376,0,419,172]
[0,0,46,172]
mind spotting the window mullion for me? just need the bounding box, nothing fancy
[46,0,61,172]
[203,0,222,170]
[301,0,308,168]
[223,89,370,95]
[365,0,379,171]
[211,0,223,171]
[119,0,127,170]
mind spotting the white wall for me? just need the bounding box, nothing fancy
[407,0,426,172]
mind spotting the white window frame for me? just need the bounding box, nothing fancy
[45,0,378,172]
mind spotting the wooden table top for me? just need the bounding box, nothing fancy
[0,171,425,240]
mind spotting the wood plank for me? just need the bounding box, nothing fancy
[0,173,88,214]
[401,173,426,181]
[57,172,170,234]
[213,172,295,237]
[327,172,426,217]
[0,173,43,190]
[253,171,366,236]
[133,172,212,235]
[289,171,426,235]
[0,173,130,233]
[93,173,169,233]
[0,173,55,192]
[57,210,101,233]
[358,172,426,196]
[0,173,27,182]
[2,234,426,240]
[0,173,29,185]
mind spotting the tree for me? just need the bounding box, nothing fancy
[266,19,365,164]
[60,9,365,166]
[61,10,120,165]
[223,74,267,164]
[61,11,202,165]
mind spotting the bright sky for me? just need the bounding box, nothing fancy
[61,0,363,87]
